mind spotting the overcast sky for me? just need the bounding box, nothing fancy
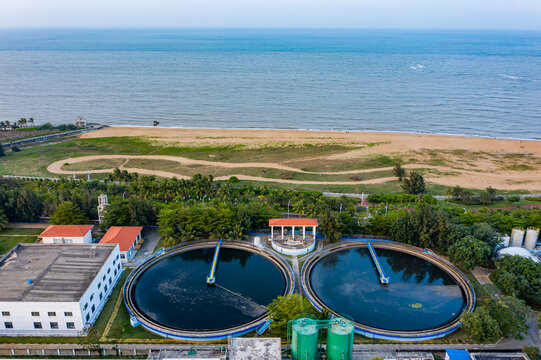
[1,0,540,30]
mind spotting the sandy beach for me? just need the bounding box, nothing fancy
[82,127,541,156]
[58,127,541,191]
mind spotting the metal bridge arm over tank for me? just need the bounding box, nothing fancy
[206,240,221,285]
[366,241,390,284]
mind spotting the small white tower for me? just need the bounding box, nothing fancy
[97,193,109,224]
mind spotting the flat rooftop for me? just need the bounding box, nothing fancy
[0,243,116,302]
[229,338,281,360]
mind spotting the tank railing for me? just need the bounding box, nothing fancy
[366,240,390,284]
[206,240,221,285]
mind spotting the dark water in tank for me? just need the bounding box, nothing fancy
[132,247,286,331]
[309,247,465,331]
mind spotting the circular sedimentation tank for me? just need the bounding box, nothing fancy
[124,241,294,340]
[291,318,319,360]
[301,241,475,341]
[326,318,354,360]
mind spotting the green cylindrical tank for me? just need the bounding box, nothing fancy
[326,317,354,360]
[291,318,319,360]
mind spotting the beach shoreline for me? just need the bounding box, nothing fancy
[101,124,541,142]
[82,126,541,156]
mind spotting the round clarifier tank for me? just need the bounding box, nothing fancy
[302,242,475,340]
[291,318,319,360]
[124,241,294,340]
[326,317,354,360]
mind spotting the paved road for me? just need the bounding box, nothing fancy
[126,228,160,268]
[0,341,532,356]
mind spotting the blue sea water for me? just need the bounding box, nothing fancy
[0,29,540,139]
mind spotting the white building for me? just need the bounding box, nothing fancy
[0,243,122,336]
[74,116,87,128]
[39,225,94,244]
[99,226,143,262]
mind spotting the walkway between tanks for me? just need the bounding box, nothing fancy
[291,256,301,294]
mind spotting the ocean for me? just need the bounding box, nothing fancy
[0,29,540,139]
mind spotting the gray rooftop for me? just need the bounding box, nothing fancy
[0,243,116,302]
[229,338,281,360]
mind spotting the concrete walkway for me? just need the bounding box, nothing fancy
[126,228,160,268]
[291,256,301,294]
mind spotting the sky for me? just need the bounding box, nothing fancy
[0,0,540,30]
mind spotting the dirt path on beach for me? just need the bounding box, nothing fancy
[47,154,541,190]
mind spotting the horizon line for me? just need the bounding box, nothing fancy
[1,27,541,32]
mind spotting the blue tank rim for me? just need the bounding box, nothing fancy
[300,239,475,341]
[123,240,295,341]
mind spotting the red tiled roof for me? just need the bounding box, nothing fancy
[40,225,94,238]
[99,226,143,252]
[269,218,318,226]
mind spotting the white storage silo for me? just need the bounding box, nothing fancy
[511,228,525,247]
[524,228,539,250]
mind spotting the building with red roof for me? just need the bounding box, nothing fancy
[99,226,143,261]
[39,225,94,244]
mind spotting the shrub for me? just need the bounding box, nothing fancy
[523,346,540,360]
[401,171,426,195]
[11,145,21,152]
[367,193,436,204]
[279,172,295,180]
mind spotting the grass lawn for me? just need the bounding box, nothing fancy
[437,198,540,211]
[105,299,162,340]
[0,228,42,254]
[231,179,405,194]
[0,228,43,235]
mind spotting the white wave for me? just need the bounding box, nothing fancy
[500,74,522,80]
[410,64,426,70]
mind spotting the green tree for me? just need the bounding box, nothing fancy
[491,255,541,306]
[461,296,531,342]
[461,306,501,342]
[102,197,157,228]
[0,143,5,157]
[50,201,87,224]
[401,171,425,195]
[0,209,8,230]
[12,188,42,222]
[448,235,491,270]
[319,210,342,242]
[393,162,407,181]
[267,294,315,337]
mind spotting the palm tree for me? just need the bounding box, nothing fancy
[445,187,453,202]
[28,118,34,127]
[19,118,27,128]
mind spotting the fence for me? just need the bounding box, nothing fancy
[1,127,102,147]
